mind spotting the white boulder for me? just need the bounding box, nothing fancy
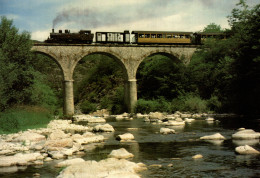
[93,124,115,132]
[160,128,175,135]
[73,115,106,123]
[57,158,146,178]
[0,152,43,167]
[163,120,185,126]
[72,133,104,144]
[235,145,260,155]
[192,154,203,159]
[205,117,214,121]
[232,129,260,140]
[200,133,226,140]
[149,112,164,121]
[184,118,195,123]
[14,132,46,142]
[108,148,134,159]
[47,120,92,132]
[55,158,85,167]
[116,133,135,141]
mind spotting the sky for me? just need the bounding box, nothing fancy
[0,0,259,41]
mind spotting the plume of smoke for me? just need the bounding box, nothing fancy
[51,1,173,29]
[52,8,91,28]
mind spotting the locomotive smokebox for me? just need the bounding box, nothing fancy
[52,29,54,33]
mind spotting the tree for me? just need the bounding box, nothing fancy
[203,23,223,33]
[0,17,58,111]
[227,0,260,114]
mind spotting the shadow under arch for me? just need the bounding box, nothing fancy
[136,51,181,79]
[32,51,65,80]
[73,51,130,113]
[136,51,184,101]
[73,51,129,82]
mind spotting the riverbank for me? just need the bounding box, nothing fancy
[0,111,259,177]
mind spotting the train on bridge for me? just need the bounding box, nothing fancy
[45,29,228,45]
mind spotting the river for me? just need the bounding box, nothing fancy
[1,116,259,177]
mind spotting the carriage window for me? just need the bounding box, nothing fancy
[162,34,166,38]
[139,34,144,38]
[167,34,172,38]
[145,34,150,38]
[151,34,156,38]
[157,34,162,38]
[185,35,189,38]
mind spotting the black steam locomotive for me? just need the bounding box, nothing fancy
[45,29,94,44]
[45,29,228,45]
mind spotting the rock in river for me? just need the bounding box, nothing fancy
[232,129,260,140]
[108,148,134,159]
[235,145,260,155]
[116,133,135,141]
[55,158,85,168]
[160,128,175,135]
[200,133,226,140]
[93,124,115,132]
[57,158,146,178]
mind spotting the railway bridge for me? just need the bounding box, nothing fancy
[32,44,197,116]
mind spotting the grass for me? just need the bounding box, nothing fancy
[0,106,54,134]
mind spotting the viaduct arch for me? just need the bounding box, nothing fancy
[32,44,197,116]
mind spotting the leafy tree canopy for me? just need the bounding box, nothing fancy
[203,23,223,33]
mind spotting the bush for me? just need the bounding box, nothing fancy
[171,94,209,113]
[183,95,208,113]
[80,100,96,114]
[135,99,161,113]
[207,95,222,112]
[0,107,53,134]
[110,86,126,114]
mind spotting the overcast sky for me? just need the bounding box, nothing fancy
[0,0,258,41]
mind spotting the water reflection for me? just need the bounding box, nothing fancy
[232,139,259,146]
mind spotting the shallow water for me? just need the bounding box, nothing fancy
[1,117,259,178]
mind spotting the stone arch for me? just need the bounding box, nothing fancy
[31,50,65,80]
[73,51,129,82]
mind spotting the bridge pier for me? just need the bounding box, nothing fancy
[63,80,74,116]
[127,79,137,113]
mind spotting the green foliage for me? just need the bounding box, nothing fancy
[135,99,161,113]
[74,54,126,114]
[187,1,260,115]
[0,17,61,113]
[203,23,223,32]
[109,86,126,114]
[0,107,53,134]
[80,100,96,114]
[170,94,209,113]
[137,55,188,100]
[182,95,208,113]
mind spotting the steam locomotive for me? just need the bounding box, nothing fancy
[45,29,228,45]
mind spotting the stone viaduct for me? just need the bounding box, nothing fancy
[31,44,197,116]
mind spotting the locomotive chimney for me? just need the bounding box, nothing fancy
[52,29,54,33]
